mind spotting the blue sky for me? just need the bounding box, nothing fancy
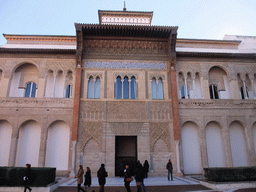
[0,0,256,46]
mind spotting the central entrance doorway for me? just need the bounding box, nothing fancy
[115,136,137,176]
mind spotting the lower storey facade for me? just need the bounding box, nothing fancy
[1,98,256,177]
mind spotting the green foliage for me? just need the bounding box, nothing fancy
[0,167,56,187]
[204,167,256,182]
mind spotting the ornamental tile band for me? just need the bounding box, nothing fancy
[85,61,166,70]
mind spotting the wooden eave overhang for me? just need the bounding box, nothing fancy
[177,51,256,59]
[0,48,76,54]
[75,24,178,39]
[3,34,76,42]
[177,38,241,47]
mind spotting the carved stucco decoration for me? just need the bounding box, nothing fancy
[150,122,171,152]
[109,122,144,135]
[80,121,103,151]
[46,60,75,74]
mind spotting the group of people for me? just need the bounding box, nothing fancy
[23,159,173,192]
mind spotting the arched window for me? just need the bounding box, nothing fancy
[65,85,72,98]
[131,76,137,99]
[25,82,36,97]
[158,78,164,99]
[87,76,101,99]
[123,76,129,99]
[152,78,157,99]
[116,76,122,99]
[115,76,137,99]
[87,77,94,99]
[95,77,101,99]
[152,77,164,100]
[209,85,219,99]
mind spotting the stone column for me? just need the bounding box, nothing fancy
[174,140,182,175]
[69,141,77,177]
[192,76,196,99]
[250,78,254,99]
[8,134,19,166]
[38,123,48,167]
[0,76,10,97]
[243,81,248,99]
[222,118,233,167]
[184,76,188,99]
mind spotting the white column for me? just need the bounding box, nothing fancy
[184,77,188,99]
[53,73,57,98]
[93,77,96,98]
[128,78,131,99]
[175,140,182,174]
[251,78,254,99]
[69,141,77,177]
[192,77,196,99]
[121,78,124,99]
[243,81,248,99]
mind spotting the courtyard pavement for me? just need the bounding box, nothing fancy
[58,176,199,187]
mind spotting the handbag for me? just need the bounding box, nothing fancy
[126,177,133,182]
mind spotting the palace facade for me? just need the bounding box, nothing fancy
[0,8,256,177]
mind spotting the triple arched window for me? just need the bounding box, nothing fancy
[87,76,101,99]
[151,77,164,100]
[115,76,137,99]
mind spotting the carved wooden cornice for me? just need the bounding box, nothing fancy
[177,52,256,59]
[4,34,76,42]
[85,39,168,50]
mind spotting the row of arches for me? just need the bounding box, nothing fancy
[181,121,256,174]
[178,66,256,100]
[0,120,70,170]
[1,63,74,98]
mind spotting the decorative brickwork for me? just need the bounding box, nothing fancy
[109,122,144,135]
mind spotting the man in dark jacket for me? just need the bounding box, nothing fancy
[135,163,146,192]
[124,164,132,192]
[23,163,32,192]
[166,159,173,181]
[97,164,108,192]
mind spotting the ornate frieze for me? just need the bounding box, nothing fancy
[85,61,166,70]
[179,99,256,108]
[0,98,73,108]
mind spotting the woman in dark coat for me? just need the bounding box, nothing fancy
[84,167,92,190]
[143,160,149,178]
[97,164,108,192]
[23,164,32,192]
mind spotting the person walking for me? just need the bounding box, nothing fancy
[135,163,146,192]
[23,163,32,192]
[166,159,173,181]
[124,164,132,192]
[84,167,91,191]
[97,164,108,192]
[143,160,149,179]
[75,165,86,192]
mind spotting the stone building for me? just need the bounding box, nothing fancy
[0,8,256,177]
